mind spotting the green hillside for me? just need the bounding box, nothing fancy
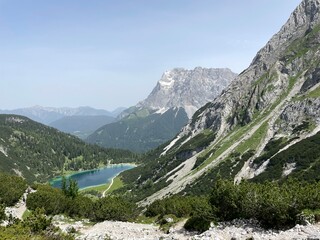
[87,107,188,153]
[0,114,136,183]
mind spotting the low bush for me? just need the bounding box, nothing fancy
[209,178,320,229]
[27,185,69,215]
[27,184,137,223]
[92,196,137,222]
[184,214,211,233]
[0,172,27,206]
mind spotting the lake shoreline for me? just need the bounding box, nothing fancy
[50,163,135,189]
[50,162,137,181]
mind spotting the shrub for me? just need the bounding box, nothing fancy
[146,195,211,218]
[184,214,211,233]
[209,178,320,229]
[92,196,137,222]
[158,214,177,233]
[209,178,240,220]
[0,204,6,222]
[0,173,27,206]
[23,207,52,233]
[26,185,69,215]
[67,195,94,219]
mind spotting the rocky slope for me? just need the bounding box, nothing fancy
[87,68,236,152]
[117,0,320,204]
[54,217,320,240]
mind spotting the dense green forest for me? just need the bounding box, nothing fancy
[0,114,137,182]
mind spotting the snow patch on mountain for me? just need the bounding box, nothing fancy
[137,67,237,118]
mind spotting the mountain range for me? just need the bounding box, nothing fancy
[87,67,236,152]
[115,0,320,204]
[0,106,125,124]
[0,106,125,139]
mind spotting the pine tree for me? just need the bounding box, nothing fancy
[68,179,79,199]
[61,176,68,196]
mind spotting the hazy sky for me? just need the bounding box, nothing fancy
[0,0,301,110]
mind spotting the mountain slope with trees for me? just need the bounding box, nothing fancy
[0,114,136,183]
[87,107,188,152]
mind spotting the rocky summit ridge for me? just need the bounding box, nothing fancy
[136,67,236,118]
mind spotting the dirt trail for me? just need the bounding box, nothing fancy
[102,177,114,197]
[5,188,34,220]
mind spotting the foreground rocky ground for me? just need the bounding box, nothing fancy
[53,217,320,240]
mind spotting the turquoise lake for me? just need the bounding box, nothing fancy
[50,164,134,189]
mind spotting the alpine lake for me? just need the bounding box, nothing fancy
[50,164,135,190]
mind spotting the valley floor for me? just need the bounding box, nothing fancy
[53,217,320,240]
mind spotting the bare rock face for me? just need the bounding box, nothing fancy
[182,0,320,139]
[276,98,320,134]
[137,67,236,118]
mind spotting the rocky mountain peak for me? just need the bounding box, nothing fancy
[137,67,237,118]
[251,0,320,67]
[181,0,320,138]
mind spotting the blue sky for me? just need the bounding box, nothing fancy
[0,0,301,110]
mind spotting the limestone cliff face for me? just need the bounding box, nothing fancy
[138,67,236,118]
[275,98,320,134]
